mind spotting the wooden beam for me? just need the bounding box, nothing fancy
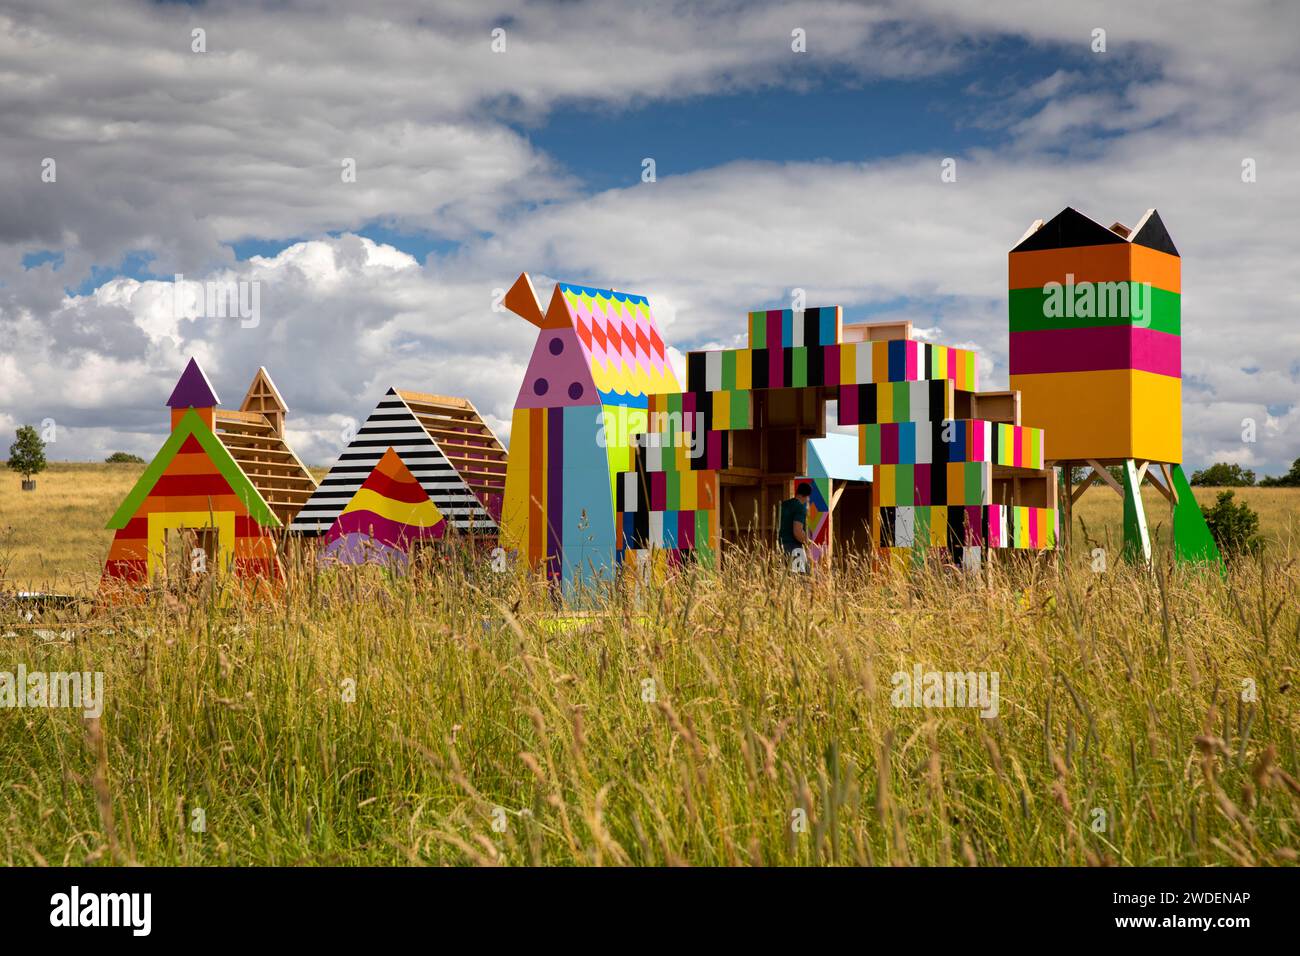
[1086,459,1125,497]
[216,410,273,428]
[1160,463,1179,505]
[1070,468,1100,504]
[429,437,508,458]
[455,466,509,482]
[1144,465,1175,506]
[1062,463,1073,549]
[394,389,475,410]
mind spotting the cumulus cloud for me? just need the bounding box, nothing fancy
[1,0,1297,476]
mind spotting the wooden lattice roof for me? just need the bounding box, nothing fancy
[393,389,507,515]
[215,368,318,525]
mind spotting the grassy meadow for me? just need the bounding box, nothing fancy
[1,463,1298,866]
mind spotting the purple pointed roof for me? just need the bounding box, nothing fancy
[166,357,221,409]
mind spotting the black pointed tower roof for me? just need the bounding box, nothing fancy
[1011,207,1127,253]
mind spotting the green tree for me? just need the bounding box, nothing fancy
[105,451,146,464]
[1189,462,1256,487]
[1200,490,1262,559]
[1259,457,1300,487]
[7,425,47,485]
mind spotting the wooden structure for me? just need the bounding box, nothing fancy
[214,368,318,526]
[320,447,447,567]
[100,359,315,589]
[499,273,680,587]
[292,388,505,537]
[615,307,1059,571]
[1010,207,1217,563]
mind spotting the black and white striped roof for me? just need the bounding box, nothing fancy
[290,388,498,536]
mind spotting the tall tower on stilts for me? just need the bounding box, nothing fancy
[1009,207,1219,565]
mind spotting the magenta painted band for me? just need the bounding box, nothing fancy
[326,510,445,547]
[1009,327,1180,377]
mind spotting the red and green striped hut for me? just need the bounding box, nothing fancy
[100,358,284,590]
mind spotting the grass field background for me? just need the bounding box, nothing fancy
[1,463,1298,866]
[2,463,1296,593]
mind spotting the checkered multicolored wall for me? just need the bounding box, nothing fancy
[616,304,1056,566]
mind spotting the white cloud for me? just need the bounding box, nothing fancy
[1,0,1298,476]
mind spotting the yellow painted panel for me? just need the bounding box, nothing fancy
[1013,370,1131,461]
[1012,368,1181,463]
[840,343,856,385]
[879,464,896,506]
[680,468,697,511]
[146,510,236,577]
[1131,369,1182,463]
[877,381,892,423]
[501,408,533,555]
[736,349,752,390]
[713,390,730,430]
[930,507,947,547]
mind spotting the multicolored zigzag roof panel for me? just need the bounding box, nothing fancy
[557,282,679,405]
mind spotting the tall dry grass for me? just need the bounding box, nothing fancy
[2,538,1297,866]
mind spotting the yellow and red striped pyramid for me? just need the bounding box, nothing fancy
[322,447,445,565]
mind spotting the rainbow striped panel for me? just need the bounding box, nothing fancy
[837,380,953,426]
[686,340,978,394]
[616,459,719,565]
[101,408,282,589]
[747,307,843,350]
[1007,505,1058,550]
[322,447,445,566]
[859,422,1044,469]
[875,503,1055,553]
[874,462,990,507]
[878,504,1002,550]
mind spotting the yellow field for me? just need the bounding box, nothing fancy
[0,463,328,593]
[0,463,146,593]
[1072,484,1300,559]
[2,463,1296,593]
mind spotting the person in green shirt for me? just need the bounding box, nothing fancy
[779,483,813,562]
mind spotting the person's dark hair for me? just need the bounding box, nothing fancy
[796,482,813,497]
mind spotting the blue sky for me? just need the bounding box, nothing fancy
[515,37,1142,189]
[27,34,1144,276]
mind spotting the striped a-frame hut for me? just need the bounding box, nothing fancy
[291,388,506,538]
[100,359,289,589]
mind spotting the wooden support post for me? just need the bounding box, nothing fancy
[1121,459,1151,565]
[1062,463,1074,550]
[1159,463,1179,505]
[1143,464,1175,506]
